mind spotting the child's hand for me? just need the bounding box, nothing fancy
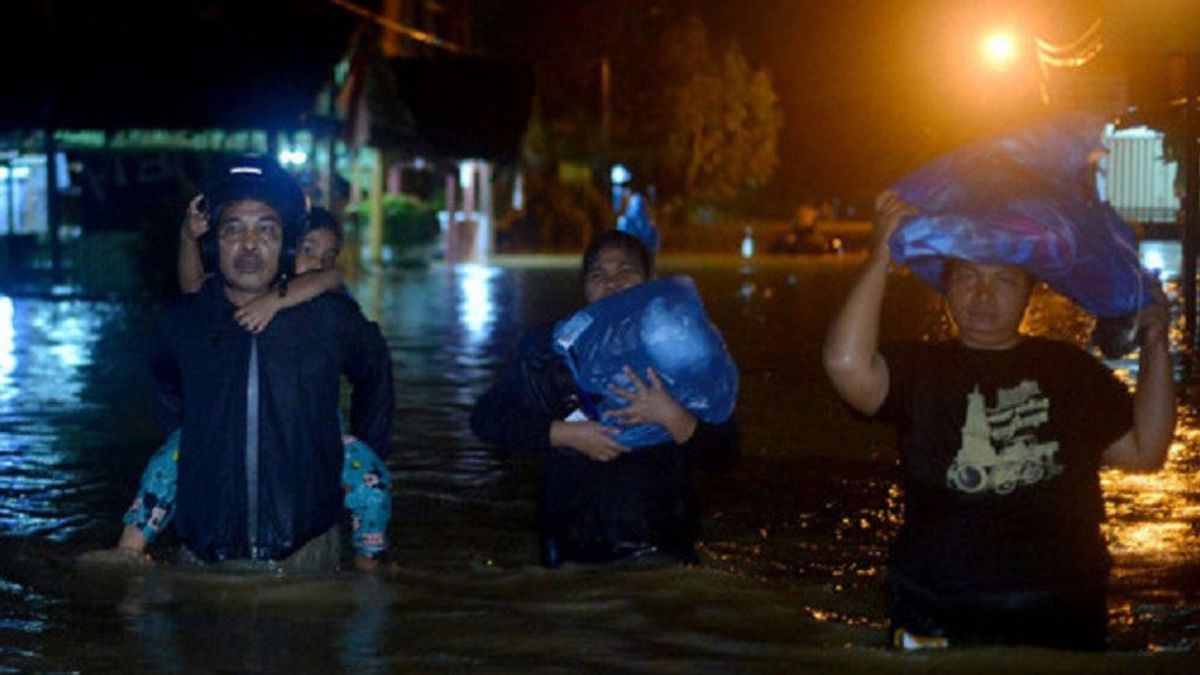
[182,194,209,242]
[76,525,152,569]
[234,294,282,334]
[550,420,628,462]
[607,366,698,444]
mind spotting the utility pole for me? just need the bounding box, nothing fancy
[380,0,406,57]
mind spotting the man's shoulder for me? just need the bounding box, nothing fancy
[1016,336,1114,379]
[880,338,942,362]
[296,292,387,349]
[157,283,218,332]
[1019,335,1083,352]
[313,289,358,307]
[1016,336,1096,363]
[304,289,368,320]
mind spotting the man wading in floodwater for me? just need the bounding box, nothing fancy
[145,158,393,572]
[823,191,1174,650]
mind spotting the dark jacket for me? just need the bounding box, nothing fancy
[470,329,738,563]
[150,278,393,562]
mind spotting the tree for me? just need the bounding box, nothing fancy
[485,6,781,224]
[632,15,782,216]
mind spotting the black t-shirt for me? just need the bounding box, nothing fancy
[876,337,1133,594]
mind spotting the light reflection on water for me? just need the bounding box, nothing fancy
[456,263,499,342]
[0,256,1198,671]
[0,296,121,543]
[0,297,15,404]
[1101,403,1200,651]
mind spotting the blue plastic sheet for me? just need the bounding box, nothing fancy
[552,276,738,448]
[889,114,1156,318]
[616,192,660,253]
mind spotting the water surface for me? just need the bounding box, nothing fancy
[1,254,1197,672]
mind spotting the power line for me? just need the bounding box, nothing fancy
[326,0,463,54]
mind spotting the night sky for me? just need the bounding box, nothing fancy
[697,0,1101,200]
[5,0,1110,209]
[476,0,1104,207]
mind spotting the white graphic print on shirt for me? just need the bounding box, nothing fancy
[945,381,1062,495]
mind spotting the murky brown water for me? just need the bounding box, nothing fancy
[1,253,1198,672]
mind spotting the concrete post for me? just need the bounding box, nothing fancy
[445,171,458,262]
[368,147,384,266]
[479,161,493,259]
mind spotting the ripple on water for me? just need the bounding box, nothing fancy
[0,260,1199,669]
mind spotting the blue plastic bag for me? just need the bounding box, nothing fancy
[889,114,1156,318]
[616,192,660,253]
[552,276,738,448]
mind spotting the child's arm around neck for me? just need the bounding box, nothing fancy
[233,267,344,334]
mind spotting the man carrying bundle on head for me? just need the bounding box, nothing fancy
[823,167,1174,649]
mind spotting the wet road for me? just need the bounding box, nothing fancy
[0,253,1198,672]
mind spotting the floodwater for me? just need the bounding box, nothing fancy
[1,252,1199,672]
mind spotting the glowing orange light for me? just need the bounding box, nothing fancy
[980,31,1019,71]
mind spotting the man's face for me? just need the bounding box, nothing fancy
[295,228,339,275]
[944,261,1033,350]
[583,245,648,304]
[217,199,283,298]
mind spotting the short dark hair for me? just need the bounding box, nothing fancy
[304,207,343,254]
[581,230,653,283]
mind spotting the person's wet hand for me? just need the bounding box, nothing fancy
[234,295,282,334]
[1138,285,1171,351]
[872,190,918,255]
[182,194,209,242]
[607,366,697,443]
[550,420,628,462]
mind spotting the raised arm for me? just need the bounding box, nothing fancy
[822,191,916,415]
[177,194,211,294]
[233,267,343,334]
[1102,293,1176,471]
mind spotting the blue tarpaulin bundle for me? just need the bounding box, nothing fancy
[617,192,661,254]
[889,114,1156,318]
[552,276,738,448]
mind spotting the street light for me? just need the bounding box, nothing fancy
[980,30,1019,71]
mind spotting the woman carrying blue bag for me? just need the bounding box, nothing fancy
[471,230,738,567]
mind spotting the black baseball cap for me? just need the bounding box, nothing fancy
[204,155,307,239]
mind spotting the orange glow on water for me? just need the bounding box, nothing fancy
[1102,431,1200,572]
